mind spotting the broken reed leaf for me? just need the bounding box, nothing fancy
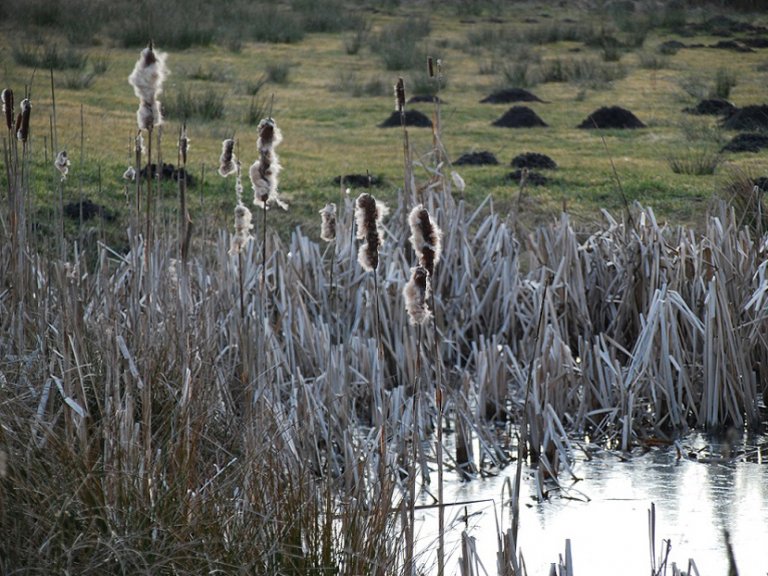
[319,203,337,243]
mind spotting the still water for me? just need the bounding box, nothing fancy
[414,433,768,575]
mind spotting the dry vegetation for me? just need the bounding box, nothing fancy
[2,1,768,574]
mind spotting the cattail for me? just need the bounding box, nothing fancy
[16,98,30,142]
[229,162,253,255]
[355,193,388,272]
[395,77,406,113]
[128,42,168,130]
[179,124,189,165]
[1,89,13,131]
[54,150,70,180]
[251,117,287,210]
[407,204,442,277]
[123,166,136,181]
[218,138,236,177]
[319,203,337,243]
[428,57,435,78]
[403,265,431,325]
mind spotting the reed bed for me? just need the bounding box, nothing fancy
[2,73,768,574]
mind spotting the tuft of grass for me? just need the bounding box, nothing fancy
[164,86,226,121]
[668,148,722,175]
[370,17,431,70]
[266,62,291,84]
[710,68,737,100]
[12,43,89,70]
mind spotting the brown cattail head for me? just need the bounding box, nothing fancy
[1,89,13,131]
[218,138,236,177]
[251,117,286,210]
[355,193,388,272]
[257,117,282,152]
[395,77,406,113]
[179,124,189,165]
[428,57,435,78]
[128,42,168,130]
[403,266,431,325]
[16,98,30,142]
[407,204,443,277]
[319,202,337,243]
[55,150,70,180]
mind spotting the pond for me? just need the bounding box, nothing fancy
[414,432,768,575]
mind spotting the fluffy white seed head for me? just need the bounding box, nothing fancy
[54,150,71,181]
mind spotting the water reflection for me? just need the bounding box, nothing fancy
[415,433,768,575]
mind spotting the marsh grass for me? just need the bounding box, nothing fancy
[12,43,89,70]
[164,87,226,121]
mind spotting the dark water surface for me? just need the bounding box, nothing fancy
[416,433,768,575]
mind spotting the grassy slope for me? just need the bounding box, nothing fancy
[2,1,768,242]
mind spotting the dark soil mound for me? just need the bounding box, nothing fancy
[743,38,768,49]
[378,109,432,128]
[64,199,116,222]
[408,95,443,104]
[454,151,499,166]
[481,88,545,104]
[754,177,768,191]
[708,40,753,53]
[684,98,736,116]
[333,174,383,188]
[721,105,768,131]
[721,133,768,153]
[577,106,645,129]
[511,152,557,170]
[492,106,548,128]
[657,40,686,54]
[507,169,549,186]
[139,162,196,186]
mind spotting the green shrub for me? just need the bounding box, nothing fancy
[637,51,668,70]
[343,18,371,55]
[370,17,430,70]
[291,0,363,33]
[266,62,291,84]
[60,71,96,90]
[668,148,722,175]
[710,68,737,100]
[12,43,88,70]
[164,87,226,122]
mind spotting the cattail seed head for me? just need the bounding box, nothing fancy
[218,138,236,177]
[407,204,442,277]
[1,89,13,131]
[403,266,431,325]
[251,117,286,210]
[319,203,337,243]
[16,98,30,142]
[123,166,136,181]
[229,201,254,256]
[395,77,406,113]
[55,150,70,180]
[355,193,388,272]
[128,42,168,130]
[428,57,435,78]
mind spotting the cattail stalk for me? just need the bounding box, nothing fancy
[354,192,389,485]
[178,125,193,263]
[406,203,444,576]
[250,117,286,291]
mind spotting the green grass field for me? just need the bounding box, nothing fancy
[2,0,768,241]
